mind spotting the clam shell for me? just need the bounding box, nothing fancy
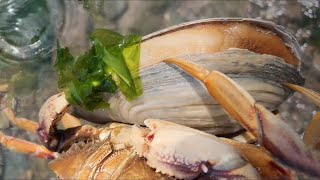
[105,49,303,134]
[74,18,304,135]
[76,49,303,134]
[141,18,301,69]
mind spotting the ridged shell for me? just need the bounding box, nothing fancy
[140,18,301,69]
[49,140,169,179]
[74,18,304,135]
[106,49,303,134]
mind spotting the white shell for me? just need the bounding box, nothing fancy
[105,49,303,134]
[74,19,303,135]
[130,119,259,179]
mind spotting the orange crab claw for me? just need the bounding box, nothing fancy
[165,59,259,137]
[284,83,320,107]
[0,132,58,159]
[303,112,320,150]
[165,58,320,177]
[283,84,320,150]
[222,138,295,179]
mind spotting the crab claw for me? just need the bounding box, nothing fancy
[303,112,320,150]
[37,92,70,150]
[165,59,320,177]
[284,83,320,107]
[131,119,259,179]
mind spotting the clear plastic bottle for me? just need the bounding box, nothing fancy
[0,0,64,69]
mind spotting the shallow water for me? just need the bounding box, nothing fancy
[0,0,319,179]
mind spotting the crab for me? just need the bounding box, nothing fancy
[1,60,320,179]
[1,18,320,179]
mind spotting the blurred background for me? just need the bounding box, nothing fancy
[0,0,319,179]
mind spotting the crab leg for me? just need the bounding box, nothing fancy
[1,96,79,133]
[165,59,259,137]
[0,132,58,159]
[0,85,39,134]
[284,83,320,149]
[303,112,320,150]
[285,83,320,107]
[221,138,295,179]
[230,131,256,143]
[2,108,38,134]
[0,84,8,92]
[165,59,320,177]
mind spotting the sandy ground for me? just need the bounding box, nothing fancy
[1,0,320,179]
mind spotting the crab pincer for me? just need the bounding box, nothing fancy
[165,58,320,177]
[131,119,260,179]
[36,92,70,150]
[37,92,84,150]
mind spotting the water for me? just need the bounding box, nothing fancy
[0,0,64,92]
[0,0,64,65]
[0,0,319,179]
[0,1,75,178]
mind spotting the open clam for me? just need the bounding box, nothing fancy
[2,18,320,179]
[76,18,304,135]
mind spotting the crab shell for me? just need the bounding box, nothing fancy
[49,120,260,179]
[49,123,169,179]
[74,18,304,135]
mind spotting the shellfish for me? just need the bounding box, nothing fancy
[2,18,320,179]
[75,18,304,135]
